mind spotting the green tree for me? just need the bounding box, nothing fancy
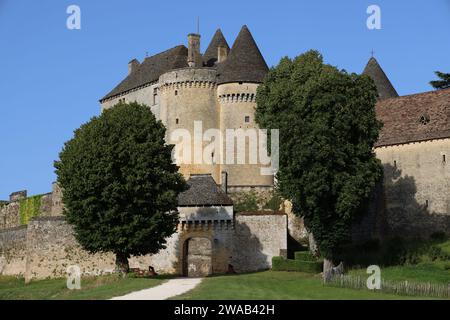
[430,71,450,90]
[255,50,383,274]
[54,102,186,275]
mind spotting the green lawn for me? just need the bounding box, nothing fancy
[0,275,166,300]
[349,262,450,285]
[173,271,436,300]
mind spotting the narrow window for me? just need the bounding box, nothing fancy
[175,90,178,96]
[244,116,250,123]
[443,155,446,163]
[425,200,429,208]
[393,160,397,168]
[175,118,179,124]
[153,88,157,105]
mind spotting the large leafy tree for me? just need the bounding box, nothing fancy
[430,71,450,90]
[255,50,383,273]
[55,102,186,274]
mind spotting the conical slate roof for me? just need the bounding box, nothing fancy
[363,57,399,100]
[203,29,230,67]
[217,25,268,84]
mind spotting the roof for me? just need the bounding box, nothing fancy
[217,25,268,84]
[101,45,188,101]
[375,88,450,147]
[177,174,233,206]
[203,29,230,67]
[363,57,399,100]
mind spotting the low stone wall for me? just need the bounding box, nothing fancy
[233,213,287,272]
[0,226,27,276]
[25,217,116,281]
[0,212,288,281]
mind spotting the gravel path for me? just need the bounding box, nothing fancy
[110,277,202,300]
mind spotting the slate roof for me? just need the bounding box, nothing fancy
[203,29,230,67]
[101,45,188,101]
[217,25,269,84]
[375,88,450,147]
[363,57,399,100]
[177,174,233,207]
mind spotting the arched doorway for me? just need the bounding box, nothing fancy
[182,237,212,277]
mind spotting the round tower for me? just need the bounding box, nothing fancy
[159,68,220,182]
[217,25,274,191]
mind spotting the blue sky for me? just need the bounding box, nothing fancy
[0,0,449,199]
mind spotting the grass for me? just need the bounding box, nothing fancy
[349,262,450,285]
[0,274,166,300]
[173,271,435,300]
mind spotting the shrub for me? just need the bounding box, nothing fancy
[263,193,283,211]
[234,191,259,212]
[272,256,323,273]
[294,251,315,262]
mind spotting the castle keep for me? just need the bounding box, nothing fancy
[100,26,274,191]
[0,25,449,281]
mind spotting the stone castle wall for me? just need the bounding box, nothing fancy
[375,138,450,237]
[0,226,27,276]
[0,212,287,281]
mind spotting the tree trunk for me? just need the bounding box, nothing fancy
[115,252,129,276]
[308,232,319,257]
[323,258,334,283]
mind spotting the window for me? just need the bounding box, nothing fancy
[175,118,179,124]
[443,155,446,163]
[244,116,250,123]
[393,160,397,167]
[425,200,429,208]
[175,90,178,96]
[153,88,157,105]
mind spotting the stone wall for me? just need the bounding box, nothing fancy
[0,212,287,280]
[0,226,27,276]
[0,202,20,229]
[375,139,450,237]
[233,213,287,272]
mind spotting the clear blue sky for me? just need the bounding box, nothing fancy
[0,0,449,199]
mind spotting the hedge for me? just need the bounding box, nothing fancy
[272,256,323,273]
[294,251,315,262]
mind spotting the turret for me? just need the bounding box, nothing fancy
[187,33,202,67]
[363,57,398,100]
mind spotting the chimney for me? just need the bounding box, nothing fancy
[128,59,140,75]
[187,33,201,67]
[217,45,228,63]
[221,171,228,194]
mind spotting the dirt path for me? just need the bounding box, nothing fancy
[110,277,202,300]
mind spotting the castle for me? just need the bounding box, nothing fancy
[1,25,449,281]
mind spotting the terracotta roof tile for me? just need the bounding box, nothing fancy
[375,88,450,147]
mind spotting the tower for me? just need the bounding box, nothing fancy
[216,25,274,191]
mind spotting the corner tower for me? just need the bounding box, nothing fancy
[217,25,273,191]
